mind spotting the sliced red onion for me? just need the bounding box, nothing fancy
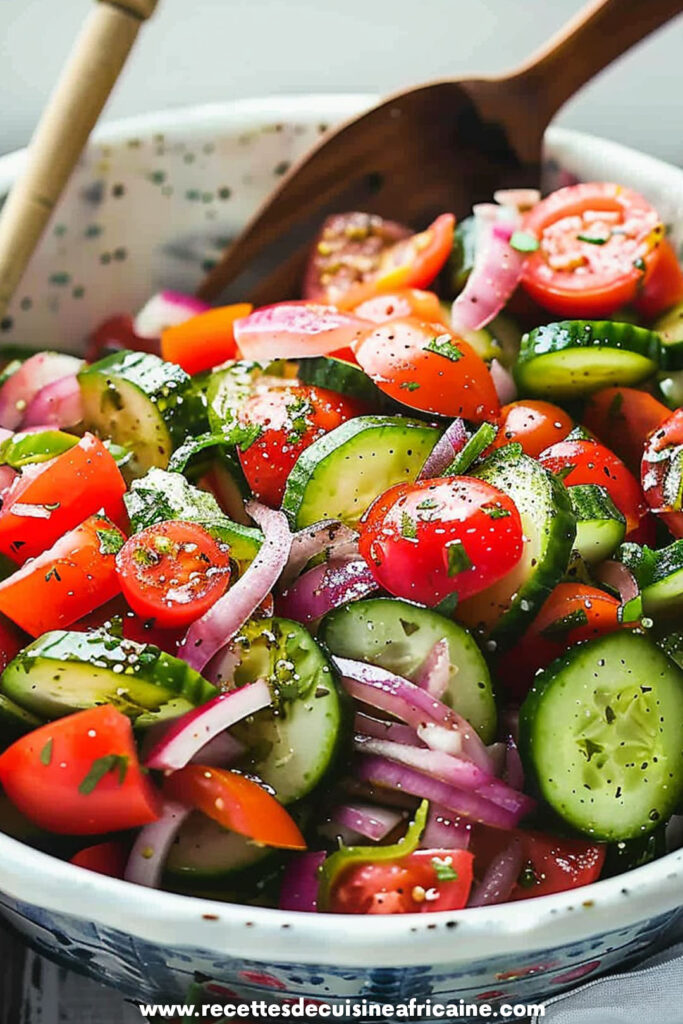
[355,755,522,830]
[414,639,450,699]
[486,742,507,776]
[140,717,246,767]
[594,560,640,606]
[330,801,404,842]
[421,804,471,850]
[354,712,421,747]
[133,290,211,340]
[490,359,517,405]
[504,736,525,791]
[451,208,526,333]
[0,352,83,431]
[145,679,272,771]
[474,779,534,817]
[123,801,191,889]
[234,303,370,361]
[468,837,524,907]
[278,556,378,624]
[418,419,468,480]
[279,851,327,912]
[354,734,492,790]
[181,502,292,672]
[493,188,541,212]
[23,374,83,429]
[416,722,492,775]
[0,465,18,495]
[280,519,358,590]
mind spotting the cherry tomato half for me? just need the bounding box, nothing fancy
[491,400,573,458]
[70,840,128,878]
[641,409,683,540]
[116,521,231,629]
[583,386,670,475]
[353,317,500,422]
[329,849,474,914]
[359,477,523,607]
[634,238,683,321]
[352,288,450,328]
[521,183,665,317]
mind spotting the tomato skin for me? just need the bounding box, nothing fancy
[0,614,27,673]
[161,304,252,375]
[359,477,523,606]
[353,317,500,422]
[641,408,683,516]
[502,584,634,700]
[0,514,124,637]
[70,840,128,878]
[85,314,158,362]
[164,765,306,850]
[634,239,683,320]
[539,437,645,532]
[471,827,605,901]
[352,289,450,328]
[583,387,669,475]
[0,705,161,834]
[521,183,664,317]
[329,849,474,914]
[237,383,362,506]
[0,433,127,563]
[116,521,232,629]
[491,400,573,458]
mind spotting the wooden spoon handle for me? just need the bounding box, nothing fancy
[515,0,681,124]
[0,0,158,318]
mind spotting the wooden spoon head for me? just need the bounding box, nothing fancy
[198,80,543,306]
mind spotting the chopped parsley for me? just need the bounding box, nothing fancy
[78,754,129,795]
[416,498,439,511]
[434,592,459,617]
[285,396,313,445]
[40,739,53,766]
[509,230,539,253]
[400,381,421,392]
[431,856,458,882]
[577,233,609,245]
[540,607,589,640]
[426,334,462,363]
[400,512,418,540]
[96,528,124,556]
[446,540,472,577]
[481,503,511,519]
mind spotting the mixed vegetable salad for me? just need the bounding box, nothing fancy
[0,181,682,915]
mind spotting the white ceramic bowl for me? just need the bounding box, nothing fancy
[0,95,682,1008]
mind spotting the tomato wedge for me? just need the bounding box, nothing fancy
[353,317,499,421]
[0,705,161,834]
[491,399,573,458]
[0,514,124,637]
[521,183,665,317]
[0,613,26,673]
[164,765,306,850]
[70,840,128,878]
[0,433,126,563]
[583,387,670,475]
[352,288,450,328]
[161,304,252,375]
[634,239,683,320]
[329,849,474,914]
[116,521,232,629]
[641,408,683,524]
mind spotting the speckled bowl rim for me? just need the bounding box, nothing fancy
[0,94,681,968]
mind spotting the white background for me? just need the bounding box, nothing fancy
[0,0,681,164]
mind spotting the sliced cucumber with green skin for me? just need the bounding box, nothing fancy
[657,630,683,671]
[654,300,683,370]
[515,321,661,399]
[449,215,477,295]
[282,415,441,529]
[616,539,683,619]
[456,445,576,646]
[226,618,345,805]
[443,422,498,476]
[655,369,683,410]
[78,350,206,477]
[319,597,496,742]
[0,693,43,744]
[1,629,216,722]
[125,468,262,567]
[569,484,626,564]
[164,812,275,883]
[520,631,683,840]
[601,828,666,878]
[297,356,392,410]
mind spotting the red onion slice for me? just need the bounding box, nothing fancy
[421,804,471,850]
[0,352,83,431]
[418,419,468,479]
[451,208,526,332]
[354,734,492,790]
[123,801,191,889]
[329,801,404,842]
[468,837,524,907]
[354,712,421,747]
[181,501,292,672]
[278,556,378,624]
[133,291,211,340]
[594,560,640,607]
[504,736,525,791]
[279,851,327,912]
[234,303,370,361]
[490,359,517,405]
[280,519,358,590]
[414,639,450,699]
[22,374,83,429]
[417,722,492,775]
[145,679,272,771]
[0,465,18,496]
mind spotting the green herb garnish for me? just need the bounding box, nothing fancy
[40,739,53,766]
[446,540,472,576]
[400,512,418,540]
[431,856,458,882]
[509,231,539,253]
[426,334,462,363]
[540,607,589,640]
[78,754,129,795]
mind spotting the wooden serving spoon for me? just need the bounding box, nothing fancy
[0,0,158,319]
[198,0,681,308]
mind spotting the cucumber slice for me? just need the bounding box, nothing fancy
[227,618,344,804]
[125,468,262,567]
[520,631,683,840]
[1,629,216,722]
[164,812,274,883]
[655,369,683,410]
[569,484,626,564]
[319,597,496,742]
[515,321,660,398]
[449,215,476,295]
[617,538,683,619]
[298,356,391,409]
[444,422,498,476]
[78,350,205,477]
[282,415,441,529]
[456,445,576,645]
[655,300,683,371]
[0,693,42,744]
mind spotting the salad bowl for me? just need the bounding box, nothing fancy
[0,94,682,1008]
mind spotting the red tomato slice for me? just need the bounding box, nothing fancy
[0,514,124,637]
[0,433,126,563]
[491,400,573,458]
[70,840,128,878]
[0,613,27,673]
[353,317,500,422]
[521,183,665,317]
[237,383,362,507]
[164,765,306,850]
[0,705,161,834]
[116,521,231,629]
[641,408,683,517]
[161,304,252,375]
[583,386,670,475]
[329,849,474,914]
[634,239,683,320]
[85,314,159,362]
[359,477,523,607]
[352,288,450,328]
[471,826,605,901]
[233,302,370,362]
[539,437,645,532]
